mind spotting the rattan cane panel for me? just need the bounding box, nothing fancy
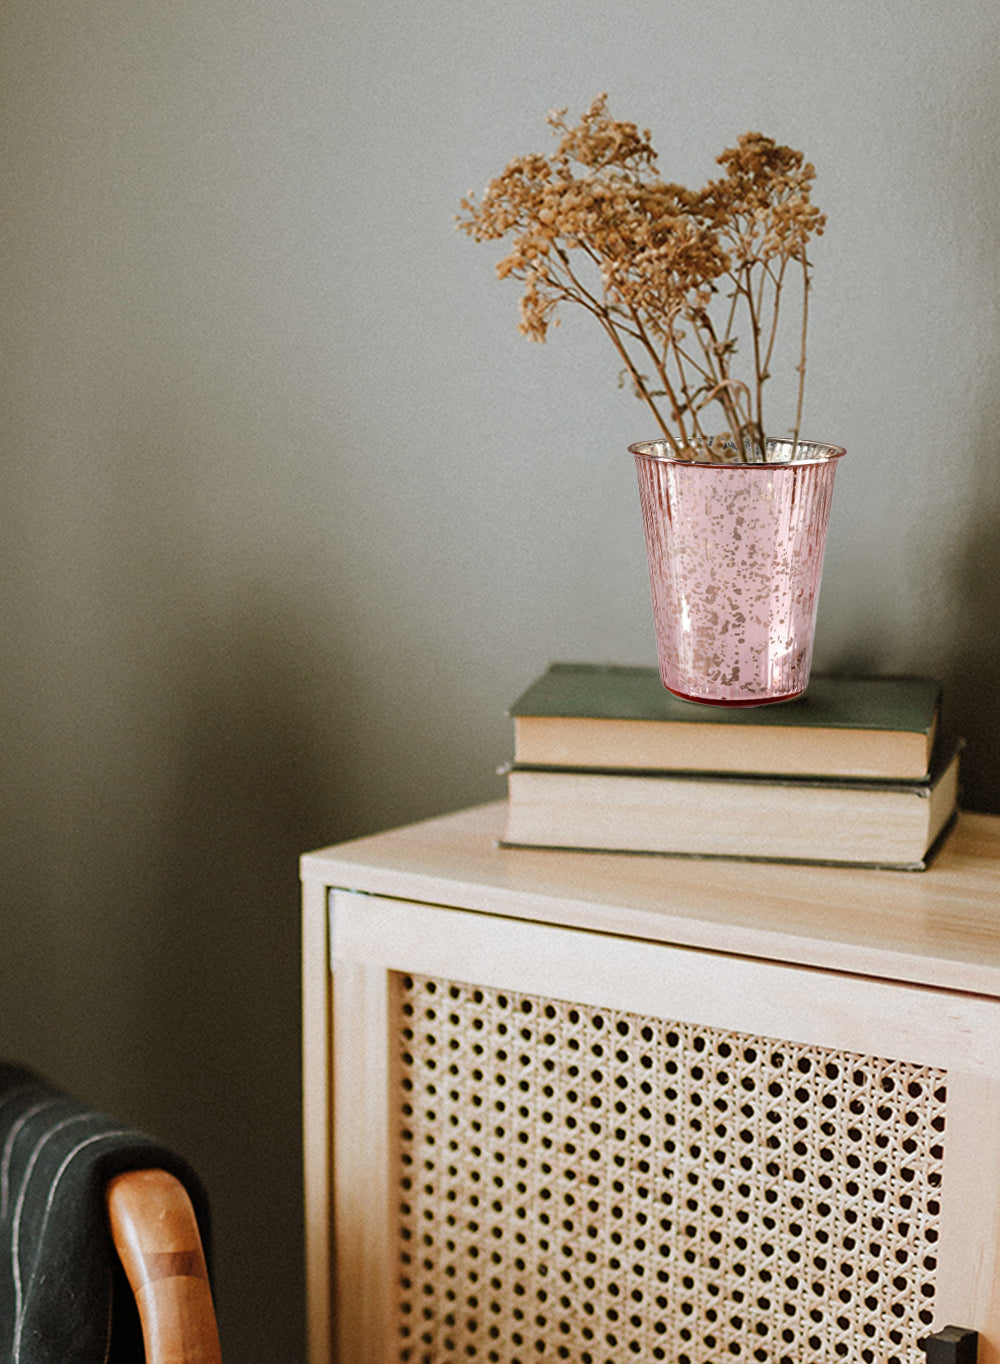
[394,973,947,1364]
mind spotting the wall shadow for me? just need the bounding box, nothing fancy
[939,507,1000,814]
[129,591,358,1359]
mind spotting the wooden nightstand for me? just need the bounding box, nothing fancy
[302,803,1000,1364]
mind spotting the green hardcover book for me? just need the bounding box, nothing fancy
[509,664,942,780]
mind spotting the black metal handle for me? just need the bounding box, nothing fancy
[922,1326,978,1363]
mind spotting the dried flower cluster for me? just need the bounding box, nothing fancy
[457,96,825,461]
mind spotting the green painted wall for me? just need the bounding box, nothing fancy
[2,1,999,1356]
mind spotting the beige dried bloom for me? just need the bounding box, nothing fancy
[457,97,825,459]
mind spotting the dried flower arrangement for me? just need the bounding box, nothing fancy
[457,95,825,462]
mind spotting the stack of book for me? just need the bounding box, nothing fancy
[500,663,962,870]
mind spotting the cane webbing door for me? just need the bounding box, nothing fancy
[330,890,1000,1364]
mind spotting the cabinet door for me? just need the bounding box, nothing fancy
[330,890,1000,1364]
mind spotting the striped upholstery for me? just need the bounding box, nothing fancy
[0,1063,210,1364]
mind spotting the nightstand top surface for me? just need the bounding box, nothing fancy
[302,803,1000,996]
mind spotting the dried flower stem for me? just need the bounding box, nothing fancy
[792,251,813,450]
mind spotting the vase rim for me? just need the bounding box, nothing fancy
[629,437,846,467]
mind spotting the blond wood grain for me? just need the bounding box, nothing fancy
[935,1072,1000,1363]
[331,955,395,1364]
[303,804,1000,994]
[105,1169,221,1364]
[332,890,1000,1074]
[302,873,334,1364]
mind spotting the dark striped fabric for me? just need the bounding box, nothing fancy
[0,1063,210,1364]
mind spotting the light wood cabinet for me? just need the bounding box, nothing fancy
[302,802,1000,1364]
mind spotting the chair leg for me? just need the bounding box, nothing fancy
[106,1168,222,1364]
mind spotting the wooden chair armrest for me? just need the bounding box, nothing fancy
[105,1167,222,1364]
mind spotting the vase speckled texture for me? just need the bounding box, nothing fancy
[632,438,845,707]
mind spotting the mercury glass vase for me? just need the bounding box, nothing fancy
[631,438,846,707]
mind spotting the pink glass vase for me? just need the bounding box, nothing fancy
[631,438,846,707]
